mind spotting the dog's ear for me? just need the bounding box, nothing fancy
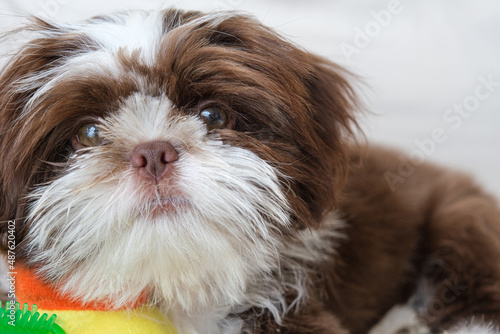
[0,18,87,249]
[0,23,47,249]
[299,55,359,223]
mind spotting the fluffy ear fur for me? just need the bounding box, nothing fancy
[0,19,90,249]
[302,55,359,222]
[0,20,56,247]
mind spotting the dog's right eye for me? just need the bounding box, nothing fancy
[76,123,103,148]
[199,107,228,130]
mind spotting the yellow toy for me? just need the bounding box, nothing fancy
[13,266,177,334]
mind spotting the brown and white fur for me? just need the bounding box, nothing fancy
[1,9,500,334]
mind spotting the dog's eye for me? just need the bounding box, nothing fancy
[199,107,228,130]
[76,123,103,147]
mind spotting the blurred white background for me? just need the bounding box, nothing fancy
[1,0,499,198]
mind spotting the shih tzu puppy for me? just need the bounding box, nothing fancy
[1,8,500,334]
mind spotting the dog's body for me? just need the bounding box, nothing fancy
[1,9,500,334]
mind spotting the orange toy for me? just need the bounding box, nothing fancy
[15,267,177,334]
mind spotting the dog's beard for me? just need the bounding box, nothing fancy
[25,93,291,313]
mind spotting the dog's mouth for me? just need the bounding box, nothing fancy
[140,197,191,216]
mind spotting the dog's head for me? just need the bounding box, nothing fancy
[0,9,357,312]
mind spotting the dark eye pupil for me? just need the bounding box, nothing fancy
[76,123,103,148]
[200,108,227,129]
[201,109,221,124]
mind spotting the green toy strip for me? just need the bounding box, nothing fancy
[0,301,66,334]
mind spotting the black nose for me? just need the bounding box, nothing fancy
[130,141,179,182]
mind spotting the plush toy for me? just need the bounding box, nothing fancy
[13,267,177,334]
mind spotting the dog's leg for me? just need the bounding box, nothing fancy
[340,146,500,333]
[416,174,500,333]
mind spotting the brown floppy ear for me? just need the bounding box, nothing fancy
[0,29,46,250]
[301,55,359,222]
[0,19,92,250]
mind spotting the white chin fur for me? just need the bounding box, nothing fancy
[25,94,291,316]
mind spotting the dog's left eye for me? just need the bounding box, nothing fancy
[76,123,103,147]
[199,107,228,130]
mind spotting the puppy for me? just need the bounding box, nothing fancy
[1,9,500,334]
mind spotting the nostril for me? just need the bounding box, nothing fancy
[130,141,179,181]
[160,153,168,165]
[161,144,179,164]
[130,153,147,169]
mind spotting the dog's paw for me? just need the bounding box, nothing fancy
[368,304,430,334]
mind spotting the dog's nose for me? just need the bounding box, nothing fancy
[130,141,179,182]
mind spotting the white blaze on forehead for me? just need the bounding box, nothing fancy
[78,11,165,65]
